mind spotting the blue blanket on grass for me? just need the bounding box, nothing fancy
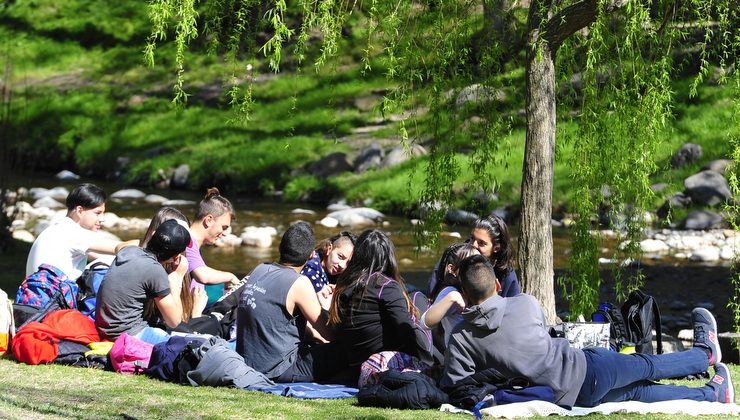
[261,383,359,399]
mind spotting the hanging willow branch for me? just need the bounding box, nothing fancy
[146,0,737,319]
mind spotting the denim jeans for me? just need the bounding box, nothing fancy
[576,347,714,407]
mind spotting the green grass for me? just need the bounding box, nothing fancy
[0,358,737,419]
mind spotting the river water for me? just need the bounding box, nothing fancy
[8,174,575,289]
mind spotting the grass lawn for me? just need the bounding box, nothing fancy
[0,358,737,419]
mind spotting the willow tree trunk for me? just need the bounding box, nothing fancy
[519,5,557,324]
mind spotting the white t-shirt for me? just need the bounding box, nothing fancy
[25,216,96,280]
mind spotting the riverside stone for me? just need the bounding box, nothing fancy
[241,226,276,248]
[12,229,35,243]
[682,209,724,230]
[689,247,721,262]
[144,194,169,204]
[319,217,339,228]
[684,170,732,206]
[33,196,65,209]
[55,170,80,181]
[640,239,669,253]
[327,207,384,227]
[111,189,146,200]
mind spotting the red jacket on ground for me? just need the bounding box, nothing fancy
[12,309,101,365]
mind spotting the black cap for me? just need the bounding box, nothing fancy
[146,219,191,261]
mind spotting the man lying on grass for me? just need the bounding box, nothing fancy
[441,254,734,408]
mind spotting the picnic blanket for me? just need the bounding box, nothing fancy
[261,383,359,399]
[441,400,740,418]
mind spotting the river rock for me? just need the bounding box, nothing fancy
[684,170,732,206]
[381,144,427,169]
[291,208,317,216]
[12,229,35,243]
[689,247,721,262]
[33,196,65,210]
[219,233,242,247]
[640,239,669,253]
[171,164,190,189]
[241,226,276,248]
[455,84,506,108]
[306,152,353,178]
[55,170,80,181]
[720,246,735,260]
[445,208,479,225]
[144,194,169,204]
[701,159,733,175]
[28,187,49,200]
[682,210,724,230]
[656,192,692,219]
[670,143,702,168]
[327,207,384,227]
[111,189,146,200]
[354,143,385,173]
[319,217,339,228]
[161,199,197,207]
[28,186,69,201]
[327,202,351,212]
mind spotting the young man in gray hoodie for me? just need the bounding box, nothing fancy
[440,254,734,408]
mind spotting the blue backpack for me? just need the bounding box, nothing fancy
[15,264,78,310]
[76,261,110,319]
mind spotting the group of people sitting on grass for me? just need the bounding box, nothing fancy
[20,182,734,408]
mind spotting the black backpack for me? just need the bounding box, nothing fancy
[621,290,662,354]
[591,302,629,351]
[592,290,662,354]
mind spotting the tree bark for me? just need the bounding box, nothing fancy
[520,0,557,324]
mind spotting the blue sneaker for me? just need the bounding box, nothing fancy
[707,363,734,404]
[692,307,721,365]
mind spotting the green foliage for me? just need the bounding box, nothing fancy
[283,174,323,201]
[558,0,737,316]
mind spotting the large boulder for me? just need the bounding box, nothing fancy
[381,144,427,169]
[684,170,732,206]
[682,210,724,230]
[671,143,702,169]
[353,143,385,173]
[171,164,190,189]
[306,152,353,178]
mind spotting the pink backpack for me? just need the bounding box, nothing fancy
[110,333,154,374]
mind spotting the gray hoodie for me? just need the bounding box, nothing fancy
[440,293,587,408]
